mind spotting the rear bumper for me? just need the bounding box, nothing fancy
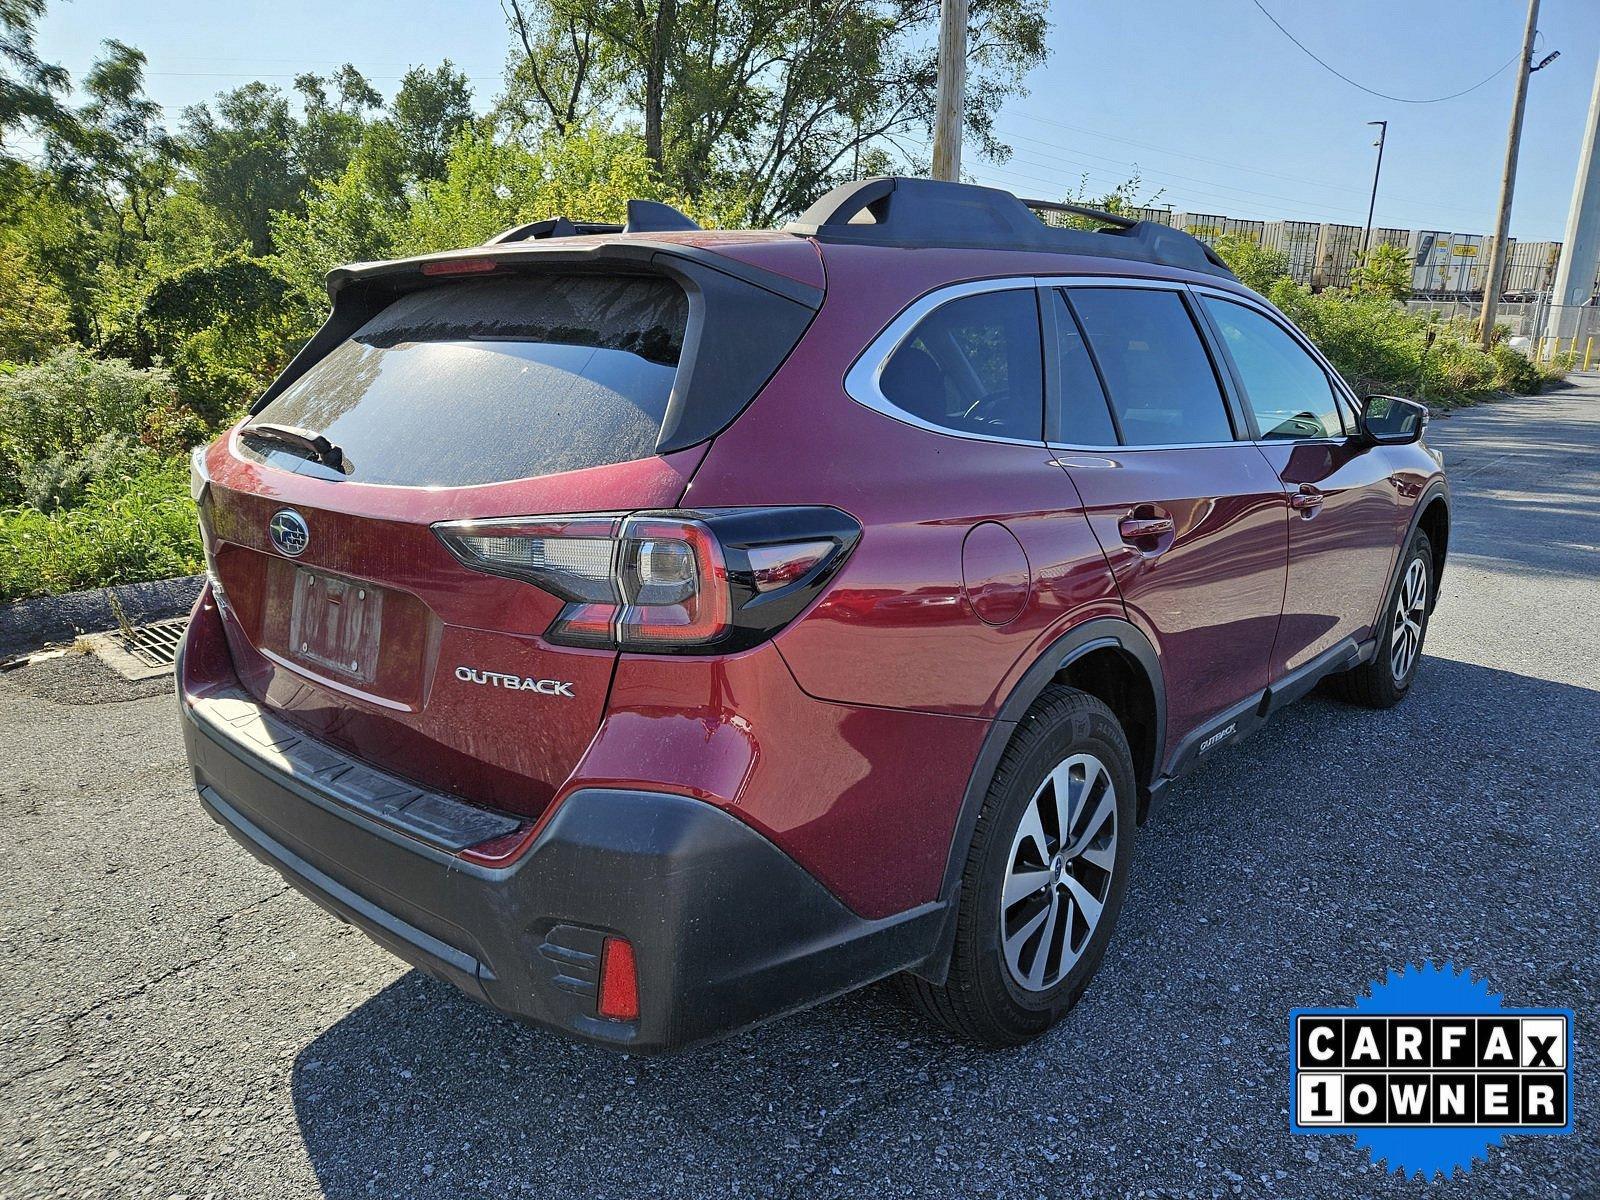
[179,642,944,1053]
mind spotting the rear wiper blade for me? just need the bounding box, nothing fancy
[243,422,349,472]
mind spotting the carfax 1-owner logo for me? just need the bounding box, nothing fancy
[1290,962,1576,1180]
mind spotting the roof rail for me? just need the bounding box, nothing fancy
[482,200,701,246]
[784,176,1234,279]
[1018,198,1138,230]
[483,217,623,245]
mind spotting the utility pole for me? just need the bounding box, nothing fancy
[1478,0,1541,349]
[932,0,969,182]
[1361,120,1388,262]
[1550,49,1600,345]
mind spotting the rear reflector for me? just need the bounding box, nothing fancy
[598,937,640,1021]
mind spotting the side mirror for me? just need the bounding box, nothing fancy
[1359,394,1428,445]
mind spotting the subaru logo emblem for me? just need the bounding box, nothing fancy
[269,509,310,557]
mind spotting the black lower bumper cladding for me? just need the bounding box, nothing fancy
[179,670,944,1053]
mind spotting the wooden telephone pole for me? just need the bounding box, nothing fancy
[931,0,969,182]
[1479,0,1541,349]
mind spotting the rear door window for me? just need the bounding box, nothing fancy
[878,289,1044,440]
[243,275,688,486]
[1066,288,1235,446]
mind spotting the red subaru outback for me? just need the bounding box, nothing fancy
[179,178,1448,1052]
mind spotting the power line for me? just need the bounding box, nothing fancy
[1003,111,1491,221]
[992,126,1495,225]
[1248,0,1522,104]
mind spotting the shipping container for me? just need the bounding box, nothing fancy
[1447,233,1486,293]
[1370,226,1411,253]
[1262,220,1320,285]
[1409,230,1456,295]
[1313,223,1364,289]
[1502,240,1560,296]
[1173,213,1265,247]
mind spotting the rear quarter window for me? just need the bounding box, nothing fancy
[243,275,688,486]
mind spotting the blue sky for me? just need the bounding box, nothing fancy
[33,0,1600,241]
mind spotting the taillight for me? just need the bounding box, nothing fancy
[434,507,860,654]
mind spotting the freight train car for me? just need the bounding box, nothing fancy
[1313,223,1364,289]
[1503,240,1560,297]
[1173,213,1266,247]
[1262,220,1320,285]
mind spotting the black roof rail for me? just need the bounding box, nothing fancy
[784,176,1234,279]
[1018,197,1138,230]
[482,200,701,246]
[483,217,624,245]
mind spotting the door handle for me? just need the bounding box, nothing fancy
[1118,513,1175,543]
[1288,485,1325,514]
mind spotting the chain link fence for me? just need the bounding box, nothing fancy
[1403,299,1600,371]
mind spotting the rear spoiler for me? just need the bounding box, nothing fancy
[253,239,823,456]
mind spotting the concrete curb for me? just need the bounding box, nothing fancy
[0,575,203,660]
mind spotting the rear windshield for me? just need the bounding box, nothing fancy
[242,274,689,486]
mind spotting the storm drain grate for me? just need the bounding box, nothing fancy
[116,616,190,669]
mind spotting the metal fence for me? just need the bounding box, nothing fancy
[1401,299,1600,368]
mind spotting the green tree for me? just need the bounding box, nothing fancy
[0,228,71,360]
[0,0,71,152]
[391,62,474,182]
[181,82,302,253]
[291,65,382,184]
[500,0,1049,223]
[47,41,179,265]
[395,122,670,252]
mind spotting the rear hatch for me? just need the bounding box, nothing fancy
[197,241,820,819]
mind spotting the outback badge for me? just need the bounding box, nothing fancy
[455,665,575,698]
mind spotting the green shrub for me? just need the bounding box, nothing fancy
[0,349,203,503]
[1244,273,1546,408]
[1350,242,1413,300]
[1213,234,1289,294]
[0,459,201,603]
[16,432,161,512]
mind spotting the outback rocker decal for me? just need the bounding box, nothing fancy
[455,665,575,697]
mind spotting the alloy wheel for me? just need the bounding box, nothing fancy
[1000,753,1118,992]
[1390,557,1428,682]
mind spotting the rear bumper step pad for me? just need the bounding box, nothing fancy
[187,688,521,853]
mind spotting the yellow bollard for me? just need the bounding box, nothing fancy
[1586,337,1594,371]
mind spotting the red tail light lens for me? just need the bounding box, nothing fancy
[597,936,640,1021]
[434,507,860,654]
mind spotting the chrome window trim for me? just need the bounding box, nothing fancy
[843,274,1191,450]
[844,272,1356,454]
[843,276,1046,448]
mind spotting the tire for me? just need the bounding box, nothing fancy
[897,685,1137,1046]
[1329,529,1434,709]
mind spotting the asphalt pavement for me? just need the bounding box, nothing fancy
[1,381,1596,1199]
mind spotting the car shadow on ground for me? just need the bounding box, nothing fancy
[289,656,1599,1199]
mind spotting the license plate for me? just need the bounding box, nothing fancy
[288,568,383,683]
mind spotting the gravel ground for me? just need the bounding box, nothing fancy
[1,382,1596,1200]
